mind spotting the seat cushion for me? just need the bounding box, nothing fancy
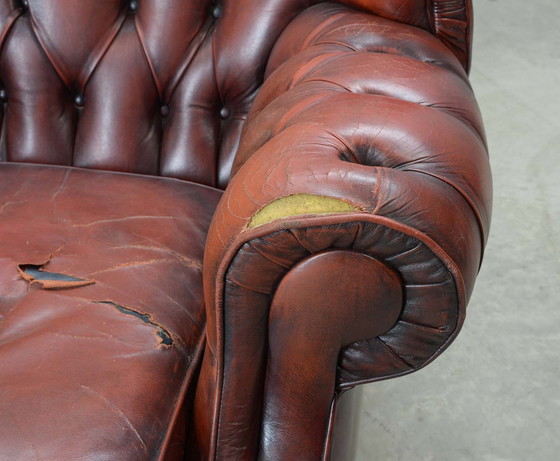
[0,163,222,460]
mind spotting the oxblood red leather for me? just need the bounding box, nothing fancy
[0,1,490,460]
[0,163,221,460]
[196,3,489,460]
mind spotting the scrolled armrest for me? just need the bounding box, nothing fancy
[196,122,489,459]
[194,5,491,460]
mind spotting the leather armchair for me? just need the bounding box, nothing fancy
[0,1,491,460]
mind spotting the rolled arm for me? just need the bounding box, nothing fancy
[194,4,491,460]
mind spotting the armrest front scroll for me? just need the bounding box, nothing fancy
[192,5,491,461]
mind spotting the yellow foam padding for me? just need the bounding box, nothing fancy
[248,194,359,228]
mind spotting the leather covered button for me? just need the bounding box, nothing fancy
[0,89,7,102]
[212,4,222,19]
[219,107,230,120]
[129,0,138,12]
[74,94,85,107]
[160,105,170,117]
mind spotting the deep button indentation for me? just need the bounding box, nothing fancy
[160,104,170,117]
[219,107,231,120]
[129,0,138,12]
[0,89,7,103]
[212,4,222,20]
[19,0,28,10]
[74,94,85,108]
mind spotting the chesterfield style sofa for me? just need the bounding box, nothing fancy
[0,0,492,460]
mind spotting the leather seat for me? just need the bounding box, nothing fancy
[0,163,221,460]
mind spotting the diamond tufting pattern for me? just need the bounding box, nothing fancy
[0,0,471,188]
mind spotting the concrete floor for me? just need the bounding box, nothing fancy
[355,0,560,460]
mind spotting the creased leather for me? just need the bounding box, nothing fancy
[196,3,490,460]
[0,163,222,460]
[0,0,471,187]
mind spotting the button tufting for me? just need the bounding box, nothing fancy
[160,105,170,117]
[0,89,7,102]
[212,4,222,20]
[20,0,29,10]
[74,94,85,108]
[219,107,231,120]
[129,0,138,12]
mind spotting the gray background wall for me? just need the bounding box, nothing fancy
[356,0,560,459]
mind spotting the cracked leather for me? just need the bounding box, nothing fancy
[0,164,221,460]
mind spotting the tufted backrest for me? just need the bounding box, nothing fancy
[0,0,471,188]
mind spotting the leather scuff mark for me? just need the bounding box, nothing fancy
[17,263,95,290]
[93,301,173,347]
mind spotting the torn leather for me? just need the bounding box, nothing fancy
[17,263,95,289]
